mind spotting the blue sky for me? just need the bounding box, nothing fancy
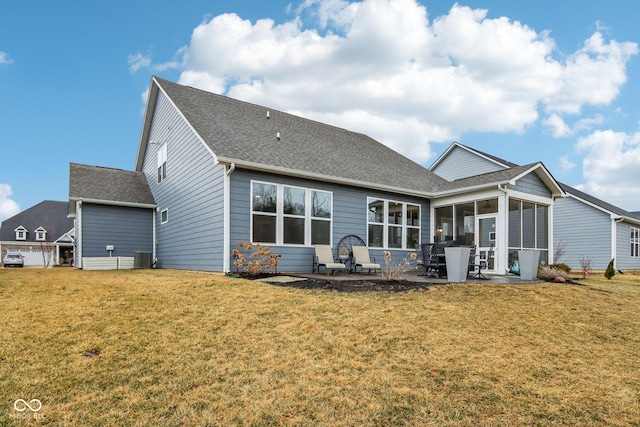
[1,0,639,222]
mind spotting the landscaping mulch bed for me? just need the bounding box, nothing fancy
[231,272,442,292]
[268,277,441,293]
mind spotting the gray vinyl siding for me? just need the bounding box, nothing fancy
[81,204,152,257]
[142,90,225,271]
[432,147,505,181]
[230,169,430,273]
[509,173,552,198]
[553,196,612,270]
[616,221,640,270]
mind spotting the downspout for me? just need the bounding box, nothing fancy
[223,163,235,272]
[76,199,82,268]
[152,208,157,267]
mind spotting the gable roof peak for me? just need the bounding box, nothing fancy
[141,76,448,196]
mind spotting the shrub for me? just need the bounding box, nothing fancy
[381,251,418,281]
[579,256,593,279]
[605,259,616,280]
[233,242,281,277]
[549,263,571,273]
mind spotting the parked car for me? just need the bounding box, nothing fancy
[3,253,24,267]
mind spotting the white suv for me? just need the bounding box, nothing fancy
[3,253,24,267]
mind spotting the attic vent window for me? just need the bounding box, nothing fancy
[35,227,47,241]
[14,225,27,241]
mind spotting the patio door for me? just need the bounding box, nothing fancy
[476,215,497,274]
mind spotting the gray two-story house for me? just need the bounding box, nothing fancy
[73,77,640,274]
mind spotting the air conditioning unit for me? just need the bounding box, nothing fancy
[134,252,152,269]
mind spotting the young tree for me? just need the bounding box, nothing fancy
[604,259,616,280]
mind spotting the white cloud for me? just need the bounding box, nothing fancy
[574,129,640,211]
[543,113,570,138]
[543,113,604,138]
[128,52,152,73]
[0,51,13,65]
[544,32,638,115]
[558,155,576,173]
[150,0,637,164]
[0,184,20,222]
[128,50,183,73]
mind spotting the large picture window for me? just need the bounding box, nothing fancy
[367,198,420,249]
[632,228,640,258]
[251,181,332,246]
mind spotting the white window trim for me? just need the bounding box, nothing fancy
[157,143,167,184]
[367,197,421,250]
[14,226,27,241]
[250,180,333,246]
[35,226,47,241]
[160,208,169,224]
[632,227,640,258]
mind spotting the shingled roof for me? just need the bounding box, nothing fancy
[434,142,634,217]
[137,77,448,197]
[68,163,155,212]
[559,182,640,223]
[0,200,74,242]
[432,162,564,198]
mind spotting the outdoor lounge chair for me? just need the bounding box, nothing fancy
[313,245,346,273]
[351,246,381,274]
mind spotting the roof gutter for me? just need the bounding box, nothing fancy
[216,158,435,199]
[431,181,512,198]
[69,197,157,210]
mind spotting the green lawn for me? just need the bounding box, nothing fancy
[1,268,639,426]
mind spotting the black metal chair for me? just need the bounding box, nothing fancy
[418,243,447,278]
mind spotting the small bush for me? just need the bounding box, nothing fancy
[579,256,593,279]
[549,263,571,273]
[233,242,281,277]
[605,259,616,280]
[381,251,418,281]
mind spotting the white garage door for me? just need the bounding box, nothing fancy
[13,248,55,268]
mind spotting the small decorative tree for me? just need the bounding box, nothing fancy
[554,240,567,263]
[604,258,616,280]
[579,256,593,279]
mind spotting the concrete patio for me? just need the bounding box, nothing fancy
[291,269,541,284]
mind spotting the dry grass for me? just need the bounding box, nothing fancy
[1,268,640,426]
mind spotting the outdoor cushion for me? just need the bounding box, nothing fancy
[314,245,346,271]
[352,246,381,272]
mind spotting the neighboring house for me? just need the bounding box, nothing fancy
[68,163,156,269]
[429,142,640,271]
[555,184,640,271]
[0,200,74,267]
